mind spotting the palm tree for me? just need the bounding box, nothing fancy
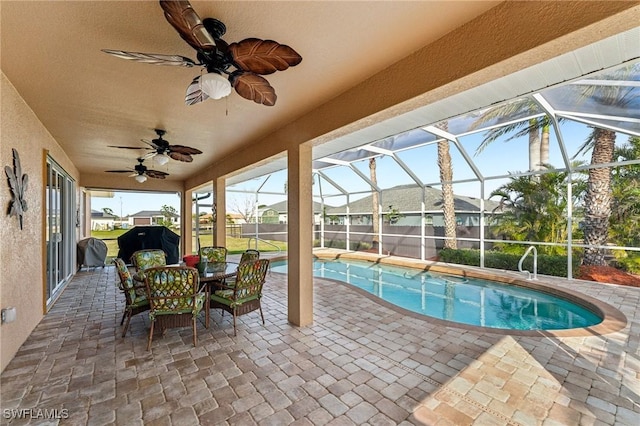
[471,99,555,172]
[579,128,616,265]
[572,64,639,265]
[609,136,640,247]
[369,158,380,250]
[489,169,583,255]
[435,121,457,250]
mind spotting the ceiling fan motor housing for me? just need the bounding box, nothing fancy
[203,18,226,39]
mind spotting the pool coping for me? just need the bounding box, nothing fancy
[273,250,628,338]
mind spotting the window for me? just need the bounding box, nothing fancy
[46,157,76,308]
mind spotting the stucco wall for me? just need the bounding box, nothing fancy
[1,73,80,372]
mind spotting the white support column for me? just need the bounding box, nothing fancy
[215,177,226,248]
[287,144,314,327]
[182,188,193,256]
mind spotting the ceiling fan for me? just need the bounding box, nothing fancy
[108,128,202,165]
[105,158,169,183]
[102,0,302,106]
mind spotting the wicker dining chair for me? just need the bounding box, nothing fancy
[240,249,260,263]
[113,258,149,337]
[143,266,205,350]
[131,249,167,270]
[209,259,270,336]
[199,246,227,263]
[224,249,261,289]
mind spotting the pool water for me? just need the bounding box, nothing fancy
[271,259,602,331]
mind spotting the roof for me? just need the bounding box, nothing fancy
[128,210,178,218]
[91,210,117,219]
[263,201,326,213]
[324,184,501,214]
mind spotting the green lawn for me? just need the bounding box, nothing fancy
[92,229,286,259]
[90,229,128,239]
[194,235,287,254]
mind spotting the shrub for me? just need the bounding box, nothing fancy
[439,248,579,278]
[613,251,640,274]
[314,239,371,251]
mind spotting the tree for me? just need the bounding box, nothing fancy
[609,137,640,273]
[580,128,616,265]
[158,204,177,227]
[609,136,640,247]
[435,122,457,250]
[369,158,380,249]
[471,99,557,172]
[229,196,258,223]
[572,64,638,265]
[489,168,584,255]
[384,205,403,224]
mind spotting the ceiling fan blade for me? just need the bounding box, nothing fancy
[141,139,161,149]
[185,76,210,105]
[105,169,134,173]
[107,145,149,150]
[101,49,196,67]
[142,151,157,160]
[168,151,193,163]
[160,0,217,51]
[231,72,277,106]
[229,38,302,75]
[168,144,202,155]
[145,170,169,179]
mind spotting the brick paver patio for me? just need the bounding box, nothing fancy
[1,252,639,425]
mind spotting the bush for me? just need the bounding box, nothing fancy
[613,251,640,274]
[314,239,372,251]
[439,248,579,278]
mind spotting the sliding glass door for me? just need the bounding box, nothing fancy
[46,157,76,308]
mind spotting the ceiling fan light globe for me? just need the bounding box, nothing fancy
[155,153,170,166]
[200,72,232,100]
[135,174,147,183]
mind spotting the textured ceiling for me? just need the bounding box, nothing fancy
[1,1,500,183]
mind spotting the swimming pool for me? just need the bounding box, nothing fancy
[271,258,602,331]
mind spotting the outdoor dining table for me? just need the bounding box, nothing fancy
[199,261,239,291]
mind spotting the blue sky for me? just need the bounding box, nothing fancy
[91,191,182,217]
[92,120,633,216]
[227,120,599,206]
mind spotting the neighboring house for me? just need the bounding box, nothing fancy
[200,212,245,224]
[197,212,246,229]
[226,213,245,224]
[90,209,117,231]
[259,201,326,224]
[323,184,502,226]
[127,210,179,227]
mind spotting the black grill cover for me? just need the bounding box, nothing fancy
[77,237,108,269]
[117,226,180,264]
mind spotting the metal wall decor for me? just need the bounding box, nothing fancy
[4,148,28,229]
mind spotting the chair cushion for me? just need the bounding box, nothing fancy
[214,289,234,299]
[130,295,149,309]
[150,293,205,318]
[200,247,226,263]
[134,250,166,271]
[210,291,260,308]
